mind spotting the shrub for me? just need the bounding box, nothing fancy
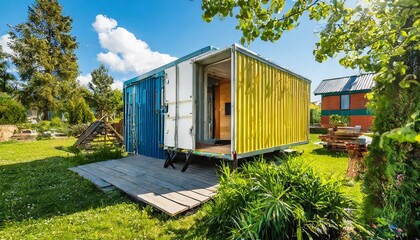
[310,108,321,125]
[17,122,36,131]
[70,146,124,165]
[90,146,124,161]
[0,93,26,124]
[309,127,328,134]
[18,121,68,136]
[329,114,350,126]
[50,116,63,127]
[49,116,71,135]
[204,158,356,239]
[66,96,95,125]
[36,134,53,141]
[35,121,51,132]
[69,123,89,137]
[363,138,419,238]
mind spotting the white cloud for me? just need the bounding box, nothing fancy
[77,73,122,90]
[76,74,92,87]
[92,14,177,75]
[0,34,13,54]
[92,15,117,33]
[111,80,123,90]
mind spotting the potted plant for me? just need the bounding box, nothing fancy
[329,114,349,131]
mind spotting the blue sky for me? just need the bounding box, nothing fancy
[0,0,361,101]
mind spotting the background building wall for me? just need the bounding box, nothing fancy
[320,92,373,131]
[350,93,369,109]
[321,96,340,110]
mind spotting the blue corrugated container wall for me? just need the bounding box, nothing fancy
[124,74,165,159]
[124,86,134,153]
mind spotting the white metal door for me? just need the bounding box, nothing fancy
[164,66,176,148]
[177,60,195,150]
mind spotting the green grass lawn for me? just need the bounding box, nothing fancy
[0,138,202,239]
[0,135,363,239]
[293,134,364,203]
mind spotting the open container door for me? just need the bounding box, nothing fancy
[164,66,176,149]
[176,60,195,150]
[190,46,234,160]
[164,60,195,150]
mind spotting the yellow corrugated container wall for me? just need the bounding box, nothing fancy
[235,52,310,154]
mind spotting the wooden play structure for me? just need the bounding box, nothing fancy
[74,120,123,150]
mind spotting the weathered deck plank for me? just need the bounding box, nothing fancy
[69,154,219,216]
[121,157,219,185]
[101,157,217,198]
[69,167,112,188]
[120,174,202,208]
[121,160,218,196]
[73,163,189,215]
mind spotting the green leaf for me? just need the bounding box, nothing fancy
[410,112,419,120]
[415,134,420,143]
[297,218,302,240]
[399,80,410,88]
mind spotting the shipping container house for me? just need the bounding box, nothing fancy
[124,44,310,168]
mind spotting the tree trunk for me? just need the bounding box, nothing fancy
[42,108,49,121]
[1,78,6,92]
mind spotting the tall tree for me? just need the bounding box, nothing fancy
[110,89,123,118]
[66,87,95,125]
[89,64,120,119]
[202,0,419,237]
[8,0,78,120]
[0,45,16,95]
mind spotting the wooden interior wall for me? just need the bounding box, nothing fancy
[214,86,220,139]
[215,80,231,139]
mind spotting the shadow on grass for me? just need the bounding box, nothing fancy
[311,148,348,158]
[0,154,128,227]
[165,210,225,240]
[54,146,74,153]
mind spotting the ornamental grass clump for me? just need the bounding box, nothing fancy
[204,158,355,239]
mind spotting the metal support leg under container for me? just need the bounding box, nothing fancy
[164,150,177,169]
[181,151,194,172]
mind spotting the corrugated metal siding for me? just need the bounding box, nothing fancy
[136,76,165,159]
[124,76,165,159]
[124,86,135,153]
[235,52,310,154]
[124,46,218,87]
[314,73,376,95]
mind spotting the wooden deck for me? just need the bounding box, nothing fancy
[195,143,231,154]
[69,154,219,216]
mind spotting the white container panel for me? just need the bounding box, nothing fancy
[178,60,193,102]
[164,66,177,148]
[178,102,192,117]
[164,118,175,148]
[176,60,194,150]
[165,66,176,102]
[177,117,194,150]
[167,102,176,117]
